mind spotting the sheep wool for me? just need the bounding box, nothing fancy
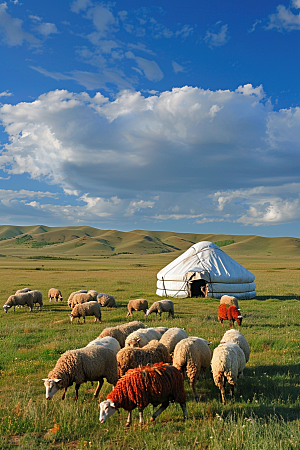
[48,288,63,302]
[108,363,186,410]
[218,304,242,327]
[220,295,240,310]
[86,336,121,354]
[220,329,250,363]
[29,290,43,310]
[70,301,101,323]
[125,328,161,348]
[3,292,34,313]
[117,340,171,377]
[146,300,174,318]
[99,321,146,348]
[87,290,98,301]
[67,290,88,307]
[97,293,117,308]
[126,299,148,317]
[173,337,212,401]
[159,327,188,354]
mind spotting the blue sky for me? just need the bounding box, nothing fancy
[1,0,300,237]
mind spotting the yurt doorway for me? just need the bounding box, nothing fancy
[189,279,208,298]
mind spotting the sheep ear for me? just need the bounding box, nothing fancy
[53,378,61,383]
[42,378,49,381]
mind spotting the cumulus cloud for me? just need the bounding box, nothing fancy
[266,3,300,31]
[0,2,40,47]
[0,85,300,227]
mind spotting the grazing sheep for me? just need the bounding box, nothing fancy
[159,327,188,354]
[152,327,169,337]
[97,293,117,308]
[43,345,118,401]
[125,328,161,348]
[87,290,98,301]
[220,295,240,310]
[99,363,188,426]
[15,288,31,294]
[220,329,250,363]
[3,292,34,313]
[126,299,148,317]
[29,290,43,310]
[218,304,243,328]
[70,301,101,324]
[86,336,121,354]
[99,321,146,348]
[211,342,246,404]
[117,340,171,378]
[173,337,212,401]
[70,292,94,309]
[48,288,63,302]
[145,300,174,318]
[67,290,88,307]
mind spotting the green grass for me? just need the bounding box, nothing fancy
[0,250,300,449]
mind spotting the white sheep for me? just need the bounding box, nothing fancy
[99,321,146,348]
[152,327,169,336]
[159,327,188,354]
[3,292,34,313]
[70,301,101,323]
[48,288,63,302]
[86,336,121,354]
[125,328,161,348]
[15,288,31,294]
[97,293,117,308]
[211,342,246,404]
[29,290,43,310]
[43,345,118,401]
[173,337,212,401]
[70,292,93,309]
[220,295,240,310]
[67,290,88,307]
[126,299,148,317]
[145,300,174,318]
[87,290,98,301]
[220,329,250,363]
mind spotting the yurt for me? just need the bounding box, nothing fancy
[156,241,256,299]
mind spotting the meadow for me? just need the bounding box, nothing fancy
[0,248,299,449]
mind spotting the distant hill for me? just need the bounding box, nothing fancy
[0,225,299,258]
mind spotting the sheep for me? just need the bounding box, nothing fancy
[159,327,188,354]
[145,300,174,319]
[220,329,250,363]
[70,292,94,309]
[70,301,101,324]
[48,288,63,302]
[117,340,171,378]
[99,363,188,427]
[220,295,240,310]
[218,304,243,328]
[43,345,118,401]
[67,290,88,307]
[173,337,212,401]
[15,288,31,294]
[86,336,121,354]
[125,328,161,348]
[87,290,98,301]
[99,321,146,348]
[211,342,246,404]
[126,299,148,317]
[97,293,117,308]
[152,327,169,337]
[29,290,43,310]
[3,292,34,313]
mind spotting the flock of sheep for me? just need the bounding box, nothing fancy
[3,286,250,426]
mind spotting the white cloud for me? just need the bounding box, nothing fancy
[0,2,40,47]
[86,4,119,38]
[176,25,193,39]
[0,85,300,227]
[70,0,92,14]
[0,90,13,97]
[126,52,163,81]
[172,61,184,74]
[204,22,230,48]
[35,22,59,37]
[266,4,300,31]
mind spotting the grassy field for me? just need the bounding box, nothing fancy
[0,248,299,449]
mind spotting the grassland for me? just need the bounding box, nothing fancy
[0,229,299,449]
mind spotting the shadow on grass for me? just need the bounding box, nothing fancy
[256,295,300,301]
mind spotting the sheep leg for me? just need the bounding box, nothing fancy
[125,411,132,427]
[75,384,80,401]
[180,403,188,420]
[61,386,68,400]
[230,383,235,402]
[93,378,104,399]
[191,379,199,402]
[150,400,169,421]
[138,407,145,425]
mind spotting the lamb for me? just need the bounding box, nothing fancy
[99,363,188,427]
[173,337,212,401]
[218,304,243,328]
[86,336,121,354]
[3,292,34,313]
[117,340,171,378]
[48,288,63,302]
[99,321,146,348]
[70,292,94,309]
[220,295,240,310]
[70,301,101,324]
[159,327,188,354]
[67,290,88,307]
[126,299,148,317]
[211,342,246,404]
[220,329,250,363]
[145,300,174,318]
[125,328,161,348]
[43,345,118,401]
[97,293,117,308]
[29,290,43,310]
